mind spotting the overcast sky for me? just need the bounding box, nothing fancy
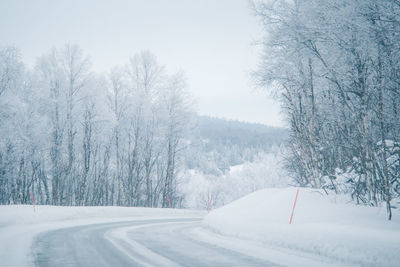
[0,0,284,127]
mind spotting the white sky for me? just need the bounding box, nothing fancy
[0,0,284,127]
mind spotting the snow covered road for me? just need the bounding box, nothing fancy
[2,188,399,267]
[32,218,276,267]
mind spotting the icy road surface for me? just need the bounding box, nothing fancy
[32,218,277,267]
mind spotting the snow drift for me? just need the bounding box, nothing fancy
[203,188,400,267]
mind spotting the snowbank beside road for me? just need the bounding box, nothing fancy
[0,205,203,226]
[203,188,400,267]
[0,205,204,267]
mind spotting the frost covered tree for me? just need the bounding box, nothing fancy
[0,45,193,208]
[252,0,400,219]
[36,44,91,205]
[159,73,193,208]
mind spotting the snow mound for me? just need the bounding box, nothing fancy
[203,187,400,267]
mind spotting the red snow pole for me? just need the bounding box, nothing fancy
[289,188,300,224]
[208,194,213,213]
[166,196,172,208]
[31,191,36,213]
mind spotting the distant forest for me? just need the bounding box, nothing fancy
[185,116,287,174]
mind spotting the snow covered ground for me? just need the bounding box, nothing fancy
[1,188,399,266]
[203,187,400,267]
[0,205,204,267]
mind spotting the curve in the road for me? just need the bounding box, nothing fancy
[32,218,279,267]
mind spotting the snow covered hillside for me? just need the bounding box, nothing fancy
[203,188,400,267]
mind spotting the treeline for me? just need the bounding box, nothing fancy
[197,116,287,150]
[185,116,287,175]
[253,0,400,219]
[0,45,193,207]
